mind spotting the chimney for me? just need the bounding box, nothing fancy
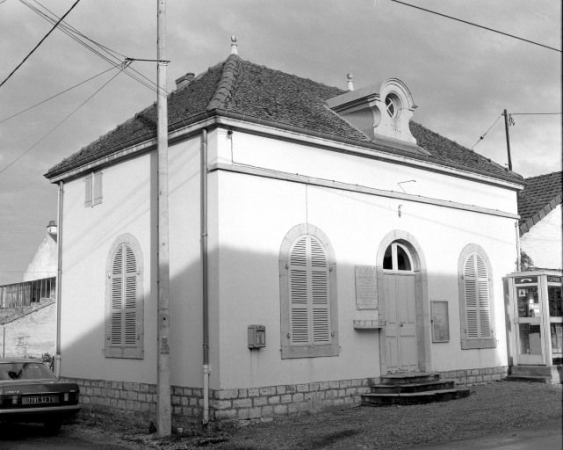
[46,220,57,237]
[175,72,195,90]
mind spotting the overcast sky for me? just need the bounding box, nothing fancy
[0,0,561,285]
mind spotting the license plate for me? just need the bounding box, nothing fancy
[22,396,59,405]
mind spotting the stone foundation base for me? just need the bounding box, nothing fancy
[439,366,508,385]
[65,366,507,429]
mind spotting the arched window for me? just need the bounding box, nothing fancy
[279,224,338,359]
[105,234,144,359]
[383,242,414,271]
[458,244,496,349]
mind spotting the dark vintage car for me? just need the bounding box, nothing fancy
[0,359,80,433]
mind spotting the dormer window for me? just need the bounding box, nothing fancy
[326,78,421,148]
[385,94,400,118]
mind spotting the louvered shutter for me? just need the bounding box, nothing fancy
[311,237,330,343]
[110,246,124,345]
[84,173,93,207]
[289,237,309,344]
[464,253,491,339]
[110,244,138,346]
[124,245,138,345]
[476,254,492,337]
[288,236,330,346]
[93,171,103,206]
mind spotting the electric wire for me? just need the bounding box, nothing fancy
[471,114,502,149]
[21,0,160,95]
[0,66,117,126]
[0,0,83,90]
[390,0,562,53]
[0,61,131,176]
[510,112,562,116]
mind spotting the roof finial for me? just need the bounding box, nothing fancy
[230,35,238,55]
[347,73,354,91]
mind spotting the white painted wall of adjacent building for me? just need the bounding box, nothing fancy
[520,205,562,270]
[23,228,57,282]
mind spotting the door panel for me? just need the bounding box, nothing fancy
[385,273,418,372]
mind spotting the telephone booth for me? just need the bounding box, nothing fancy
[505,270,562,383]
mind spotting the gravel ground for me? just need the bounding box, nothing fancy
[69,380,562,450]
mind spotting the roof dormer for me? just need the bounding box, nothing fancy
[327,78,418,146]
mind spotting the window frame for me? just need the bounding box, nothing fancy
[458,244,496,350]
[105,233,144,359]
[279,224,338,359]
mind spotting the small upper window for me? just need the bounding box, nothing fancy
[85,171,103,207]
[383,242,414,271]
[385,94,400,118]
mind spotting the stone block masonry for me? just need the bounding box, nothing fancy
[439,366,508,385]
[65,367,506,429]
[64,376,376,429]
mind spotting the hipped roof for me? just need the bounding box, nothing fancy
[518,171,562,235]
[45,54,523,184]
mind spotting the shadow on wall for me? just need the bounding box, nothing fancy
[57,238,509,429]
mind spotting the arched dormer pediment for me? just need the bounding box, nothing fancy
[327,77,418,147]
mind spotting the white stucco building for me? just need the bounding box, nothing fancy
[518,171,562,271]
[45,51,524,427]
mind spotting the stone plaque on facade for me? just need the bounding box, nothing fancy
[355,265,377,310]
[431,300,450,343]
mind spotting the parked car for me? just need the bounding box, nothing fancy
[0,358,80,433]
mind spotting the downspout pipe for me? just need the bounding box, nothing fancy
[55,181,64,377]
[201,128,210,425]
[515,221,521,272]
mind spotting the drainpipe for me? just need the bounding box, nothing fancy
[55,181,64,377]
[515,221,521,272]
[201,128,210,425]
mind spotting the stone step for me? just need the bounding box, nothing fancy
[510,365,554,376]
[361,387,471,407]
[370,380,455,394]
[380,372,440,385]
[505,375,551,384]
[507,365,563,384]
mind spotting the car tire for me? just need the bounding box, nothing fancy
[43,418,63,435]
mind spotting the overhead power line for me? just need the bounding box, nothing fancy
[0,66,117,125]
[390,0,562,53]
[471,114,502,149]
[0,0,83,90]
[0,60,131,176]
[23,0,160,94]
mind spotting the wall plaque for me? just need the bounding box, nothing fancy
[431,300,450,343]
[355,265,377,310]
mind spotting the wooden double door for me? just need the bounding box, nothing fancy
[384,272,418,372]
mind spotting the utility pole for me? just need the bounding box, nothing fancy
[503,109,513,171]
[156,0,171,437]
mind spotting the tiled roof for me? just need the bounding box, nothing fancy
[518,171,562,235]
[45,55,523,184]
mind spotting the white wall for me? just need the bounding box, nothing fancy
[60,134,204,387]
[60,152,156,382]
[216,130,519,215]
[521,205,562,270]
[211,130,517,389]
[23,232,57,282]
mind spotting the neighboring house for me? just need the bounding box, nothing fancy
[0,221,58,358]
[518,171,562,270]
[44,49,524,428]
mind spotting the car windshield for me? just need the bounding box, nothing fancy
[0,362,56,381]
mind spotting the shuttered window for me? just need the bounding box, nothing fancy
[280,225,338,359]
[458,245,496,349]
[105,235,144,359]
[84,171,103,207]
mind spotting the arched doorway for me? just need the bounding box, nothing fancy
[377,232,430,374]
